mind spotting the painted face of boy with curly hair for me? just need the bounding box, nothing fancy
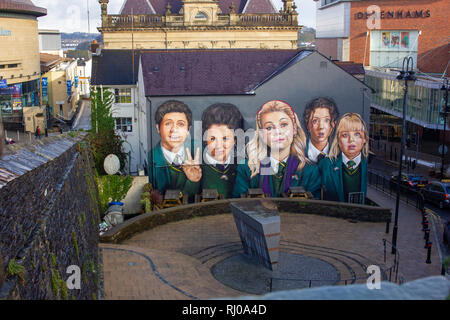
[156,112,190,153]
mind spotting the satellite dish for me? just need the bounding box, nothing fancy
[104,154,120,175]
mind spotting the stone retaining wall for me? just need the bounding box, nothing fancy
[0,134,101,300]
[100,198,392,244]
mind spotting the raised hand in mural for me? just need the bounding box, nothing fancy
[183,147,202,182]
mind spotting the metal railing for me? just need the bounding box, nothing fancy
[367,169,425,209]
[103,12,298,29]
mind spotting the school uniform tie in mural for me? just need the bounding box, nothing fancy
[147,100,368,205]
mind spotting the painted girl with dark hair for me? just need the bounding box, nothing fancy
[201,103,243,198]
[303,97,339,164]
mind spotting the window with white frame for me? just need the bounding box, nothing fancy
[115,117,133,132]
[370,30,418,69]
[114,88,132,103]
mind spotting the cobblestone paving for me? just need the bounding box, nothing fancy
[101,187,442,300]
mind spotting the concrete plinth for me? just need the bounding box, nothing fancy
[230,200,280,271]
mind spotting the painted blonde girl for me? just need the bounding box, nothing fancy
[319,112,369,203]
[232,100,321,198]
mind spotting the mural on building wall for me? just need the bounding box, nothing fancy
[147,99,368,205]
[401,32,409,48]
[390,32,400,48]
[382,32,390,48]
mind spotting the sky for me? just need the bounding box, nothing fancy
[32,0,317,33]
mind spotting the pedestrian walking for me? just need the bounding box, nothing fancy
[35,126,41,139]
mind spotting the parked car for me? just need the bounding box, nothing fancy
[420,181,450,209]
[390,173,428,190]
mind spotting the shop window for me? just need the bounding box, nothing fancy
[370,30,418,69]
[114,88,132,104]
[115,117,133,132]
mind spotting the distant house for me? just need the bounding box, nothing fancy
[92,48,372,174]
[39,29,63,57]
[66,50,93,98]
[91,50,140,173]
[40,54,80,122]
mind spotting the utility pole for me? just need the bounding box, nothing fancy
[87,0,90,35]
[441,78,449,178]
[393,56,416,255]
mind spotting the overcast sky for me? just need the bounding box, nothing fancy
[33,0,317,33]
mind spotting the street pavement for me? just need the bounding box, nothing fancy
[369,156,450,258]
[72,99,91,131]
[100,186,445,300]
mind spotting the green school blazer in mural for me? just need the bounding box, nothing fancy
[200,162,237,199]
[318,154,367,203]
[232,157,321,199]
[148,142,200,199]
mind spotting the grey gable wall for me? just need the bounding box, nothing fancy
[253,52,372,128]
[144,51,371,149]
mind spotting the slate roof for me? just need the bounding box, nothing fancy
[91,50,141,86]
[334,61,365,76]
[120,0,276,15]
[91,49,373,94]
[0,0,47,17]
[140,49,302,96]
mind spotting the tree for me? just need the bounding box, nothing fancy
[89,86,127,174]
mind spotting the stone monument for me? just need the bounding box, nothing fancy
[230,199,280,271]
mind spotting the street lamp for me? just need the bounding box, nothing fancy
[440,78,449,179]
[392,56,416,254]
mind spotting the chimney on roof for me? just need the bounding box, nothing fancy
[91,40,100,53]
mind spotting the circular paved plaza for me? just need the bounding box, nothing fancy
[100,199,442,300]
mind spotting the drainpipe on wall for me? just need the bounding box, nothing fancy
[363,31,369,67]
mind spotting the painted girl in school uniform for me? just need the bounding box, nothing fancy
[319,112,369,203]
[232,100,321,198]
[200,103,243,199]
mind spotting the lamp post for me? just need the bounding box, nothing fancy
[440,78,449,179]
[392,56,416,254]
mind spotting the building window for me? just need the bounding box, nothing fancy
[0,63,20,69]
[195,12,207,20]
[115,88,132,103]
[115,117,133,132]
[370,30,418,69]
[321,0,338,6]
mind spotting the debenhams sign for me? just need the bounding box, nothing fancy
[355,9,431,19]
